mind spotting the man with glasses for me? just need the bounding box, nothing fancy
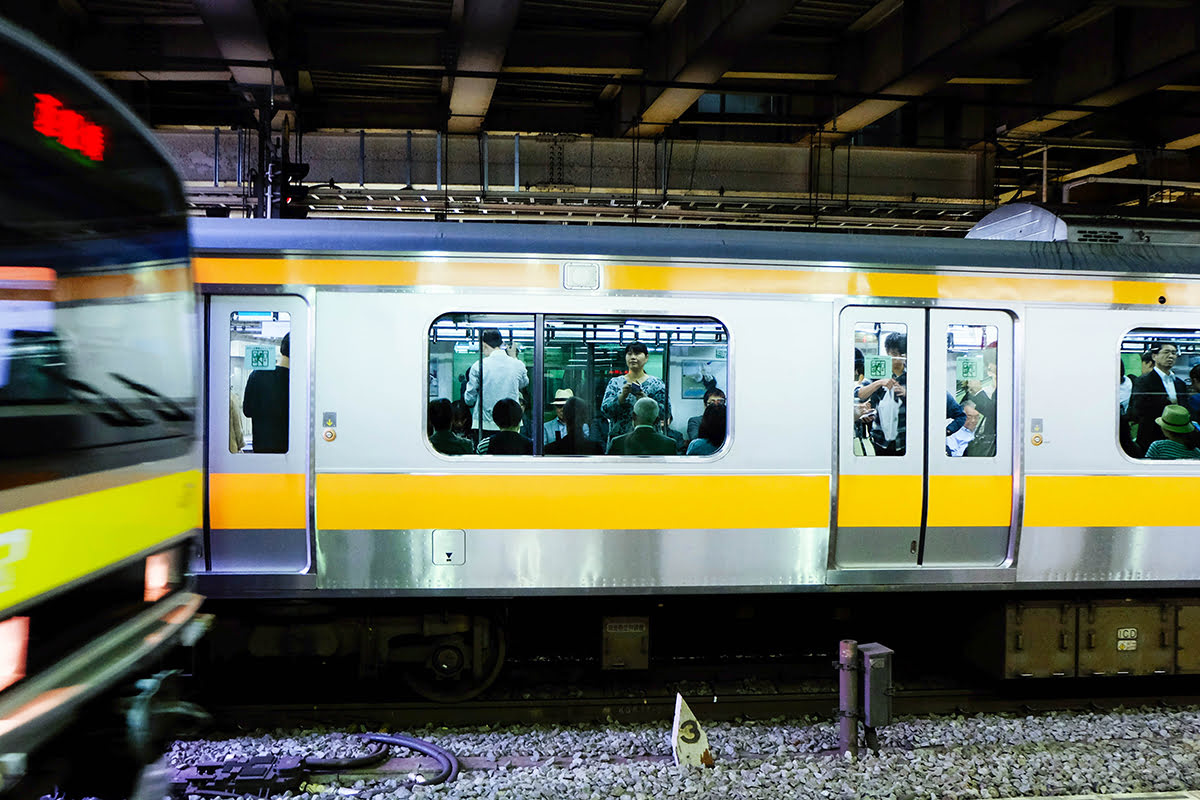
[1131,342,1188,455]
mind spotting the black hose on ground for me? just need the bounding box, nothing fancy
[302,742,390,771]
[361,733,460,786]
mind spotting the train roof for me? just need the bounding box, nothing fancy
[190,218,1200,277]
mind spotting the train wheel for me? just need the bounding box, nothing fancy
[403,616,506,702]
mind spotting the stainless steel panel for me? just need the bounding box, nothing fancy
[1017,527,1200,584]
[832,527,918,568]
[197,572,318,597]
[922,527,1010,567]
[826,567,1015,586]
[315,528,828,592]
[315,291,833,474]
[209,529,309,573]
[922,308,1015,567]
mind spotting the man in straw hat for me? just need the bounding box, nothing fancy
[1144,404,1200,460]
[544,388,590,444]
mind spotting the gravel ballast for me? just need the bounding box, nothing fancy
[169,705,1200,799]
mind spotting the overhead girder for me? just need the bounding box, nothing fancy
[989,5,1200,199]
[621,0,798,138]
[447,0,523,133]
[192,0,289,104]
[997,5,1200,139]
[801,0,1096,145]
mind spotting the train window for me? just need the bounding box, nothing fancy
[543,316,727,456]
[946,324,999,458]
[1120,328,1200,460]
[230,311,291,453]
[852,322,909,456]
[426,314,728,456]
[428,315,535,455]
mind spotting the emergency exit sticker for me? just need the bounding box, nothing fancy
[957,354,984,381]
[866,356,891,380]
[245,345,275,371]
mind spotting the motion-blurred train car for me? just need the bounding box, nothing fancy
[0,17,203,798]
[191,210,1200,699]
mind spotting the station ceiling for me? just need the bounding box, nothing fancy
[15,0,1200,221]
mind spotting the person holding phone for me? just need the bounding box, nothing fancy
[601,341,669,443]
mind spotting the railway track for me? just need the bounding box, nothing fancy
[205,685,1200,729]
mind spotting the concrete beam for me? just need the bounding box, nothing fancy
[447,0,522,133]
[624,0,797,137]
[1001,5,1200,138]
[802,0,1094,144]
[193,0,286,97]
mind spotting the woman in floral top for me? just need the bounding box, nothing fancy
[601,341,669,440]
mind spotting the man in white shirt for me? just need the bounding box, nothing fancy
[1131,341,1188,454]
[462,328,529,434]
[947,400,982,457]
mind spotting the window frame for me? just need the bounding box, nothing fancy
[1118,326,1200,463]
[425,311,730,459]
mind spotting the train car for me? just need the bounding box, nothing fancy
[0,17,203,798]
[191,216,1200,699]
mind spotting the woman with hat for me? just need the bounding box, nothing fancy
[1144,404,1200,460]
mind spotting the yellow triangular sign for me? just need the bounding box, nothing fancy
[671,693,714,768]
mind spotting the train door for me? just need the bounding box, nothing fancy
[204,295,311,573]
[833,307,1014,572]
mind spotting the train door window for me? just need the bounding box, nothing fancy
[945,324,999,458]
[1120,328,1200,460]
[851,322,909,456]
[229,311,291,453]
[542,316,727,456]
[427,315,535,455]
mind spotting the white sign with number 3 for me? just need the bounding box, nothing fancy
[671,693,714,768]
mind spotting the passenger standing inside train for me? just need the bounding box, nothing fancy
[241,332,289,453]
[1141,350,1156,375]
[1144,405,1200,460]
[1119,360,1140,457]
[1188,365,1200,422]
[229,392,245,453]
[601,341,668,441]
[476,398,532,455]
[462,328,529,440]
[1131,342,1187,454]
[946,400,979,457]
[428,399,473,455]
[606,397,676,455]
[864,333,909,456]
[864,333,964,456]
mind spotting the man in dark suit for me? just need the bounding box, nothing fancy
[1130,341,1188,454]
[242,332,290,453]
[607,397,677,455]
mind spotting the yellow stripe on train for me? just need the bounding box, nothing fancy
[0,470,201,615]
[193,256,1200,307]
[315,473,831,531]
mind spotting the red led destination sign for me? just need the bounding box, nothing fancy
[33,93,104,161]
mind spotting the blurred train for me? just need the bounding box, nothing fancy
[0,17,203,798]
[190,207,1200,699]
